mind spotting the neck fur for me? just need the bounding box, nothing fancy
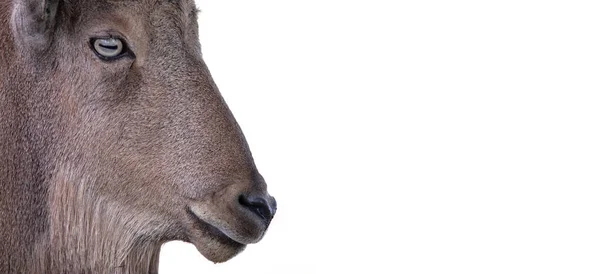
[31,166,164,273]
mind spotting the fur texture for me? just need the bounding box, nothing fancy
[0,0,276,273]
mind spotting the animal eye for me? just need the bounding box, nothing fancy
[91,38,129,60]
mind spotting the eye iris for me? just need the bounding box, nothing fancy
[93,38,123,58]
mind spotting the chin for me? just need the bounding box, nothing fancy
[184,206,256,263]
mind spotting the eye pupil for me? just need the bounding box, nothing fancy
[92,38,125,59]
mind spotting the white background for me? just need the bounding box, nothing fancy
[160,0,600,273]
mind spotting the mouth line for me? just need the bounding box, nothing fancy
[184,206,244,246]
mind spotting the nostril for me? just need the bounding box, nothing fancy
[239,194,275,221]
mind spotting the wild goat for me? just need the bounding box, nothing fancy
[0,0,276,273]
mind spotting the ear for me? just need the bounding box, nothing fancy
[11,0,59,50]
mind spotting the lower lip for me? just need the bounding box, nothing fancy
[185,206,244,246]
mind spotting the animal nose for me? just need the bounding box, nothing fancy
[239,193,277,222]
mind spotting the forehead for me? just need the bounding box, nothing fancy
[78,0,197,18]
[72,0,198,33]
[104,0,193,7]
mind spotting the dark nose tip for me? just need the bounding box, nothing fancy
[239,193,277,222]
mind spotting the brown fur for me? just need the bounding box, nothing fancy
[0,0,276,273]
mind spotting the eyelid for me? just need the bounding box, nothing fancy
[89,28,128,40]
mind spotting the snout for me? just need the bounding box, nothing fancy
[185,179,277,262]
[238,193,277,223]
